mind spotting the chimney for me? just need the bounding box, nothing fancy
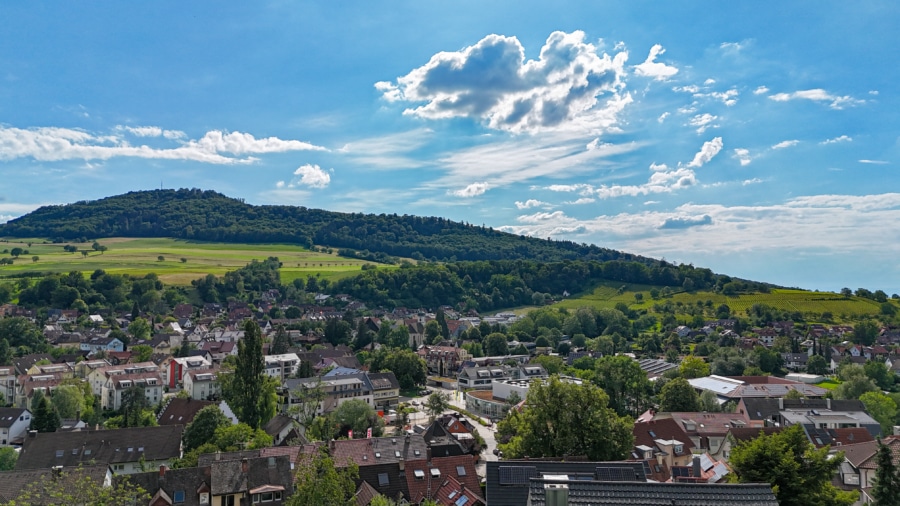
[215,450,221,461]
[426,447,432,463]
[159,465,167,478]
[692,456,701,479]
[75,410,81,422]
[827,398,832,410]
[28,430,37,438]
[241,458,249,474]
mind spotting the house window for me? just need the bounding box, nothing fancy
[414,469,425,480]
[173,490,185,503]
[252,492,282,503]
[225,495,235,506]
[378,473,390,486]
[456,465,467,476]
[199,492,209,504]
[674,444,683,454]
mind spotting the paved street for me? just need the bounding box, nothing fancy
[400,385,499,478]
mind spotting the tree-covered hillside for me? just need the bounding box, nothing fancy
[0,189,646,264]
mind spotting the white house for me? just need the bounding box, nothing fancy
[183,368,221,401]
[264,353,300,382]
[0,407,31,446]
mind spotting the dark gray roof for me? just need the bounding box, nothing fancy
[527,480,779,506]
[486,460,647,506]
[122,466,211,506]
[157,398,216,426]
[0,407,29,429]
[0,465,111,502]
[368,372,400,390]
[15,425,184,470]
[210,455,293,497]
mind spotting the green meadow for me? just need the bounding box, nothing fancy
[553,281,890,320]
[0,237,383,285]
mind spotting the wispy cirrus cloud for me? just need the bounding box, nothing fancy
[772,140,799,150]
[376,31,630,134]
[0,126,324,165]
[769,88,864,109]
[499,193,900,258]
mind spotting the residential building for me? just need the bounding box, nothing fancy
[183,368,221,401]
[368,372,400,411]
[0,407,31,446]
[263,353,300,382]
[167,356,213,388]
[283,373,374,416]
[837,435,900,503]
[485,460,649,506]
[157,397,217,426]
[102,370,164,410]
[15,425,184,475]
[80,336,125,355]
[125,455,294,506]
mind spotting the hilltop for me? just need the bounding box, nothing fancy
[0,188,652,265]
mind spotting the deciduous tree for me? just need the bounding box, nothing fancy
[497,376,633,461]
[729,424,856,506]
[658,377,701,412]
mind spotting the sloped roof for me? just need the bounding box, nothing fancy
[123,465,211,506]
[210,455,293,496]
[157,398,216,426]
[0,465,111,503]
[526,480,778,506]
[16,426,184,470]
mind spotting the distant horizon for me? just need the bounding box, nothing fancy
[4,186,894,297]
[0,2,897,295]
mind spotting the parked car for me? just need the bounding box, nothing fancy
[419,389,432,396]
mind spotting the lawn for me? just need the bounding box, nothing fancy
[816,379,841,390]
[0,237,387,286]
[555,281,889,320]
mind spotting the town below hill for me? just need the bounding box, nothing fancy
[0,248,896,504]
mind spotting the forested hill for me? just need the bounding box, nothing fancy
[1,188,648,264]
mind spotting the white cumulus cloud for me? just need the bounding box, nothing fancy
[515,199,548,209]
[822,135,852,145]
[689,113,718,134]
[377,31,630,134]
[292,164,331,188]
[451,182,490,197]
[733,148,752,166]
[753,86,769,95]
[687,137,724,167]
[634,44,679,81]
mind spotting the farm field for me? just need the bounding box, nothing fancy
[0,237,383,285]
[558,281,889,319]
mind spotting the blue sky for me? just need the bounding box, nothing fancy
[1,1,898,294]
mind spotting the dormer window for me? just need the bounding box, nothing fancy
[674,444,683,454]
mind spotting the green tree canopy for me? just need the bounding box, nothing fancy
[806,354,828,375]
[859,392,898,436]
[483,332,509,356]
[678,355,710,379]
[183,405,230,452]
[287,446,358,506]
[1,465,149,505]
[593,355,653,417]
[328,399,384,439]
[497,376,634,461]
[729,424,857,506]
[221,320,276,429]
[658,377,701,412]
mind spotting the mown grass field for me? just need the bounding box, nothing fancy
[555,281,891,319]
[0,237,385,285]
